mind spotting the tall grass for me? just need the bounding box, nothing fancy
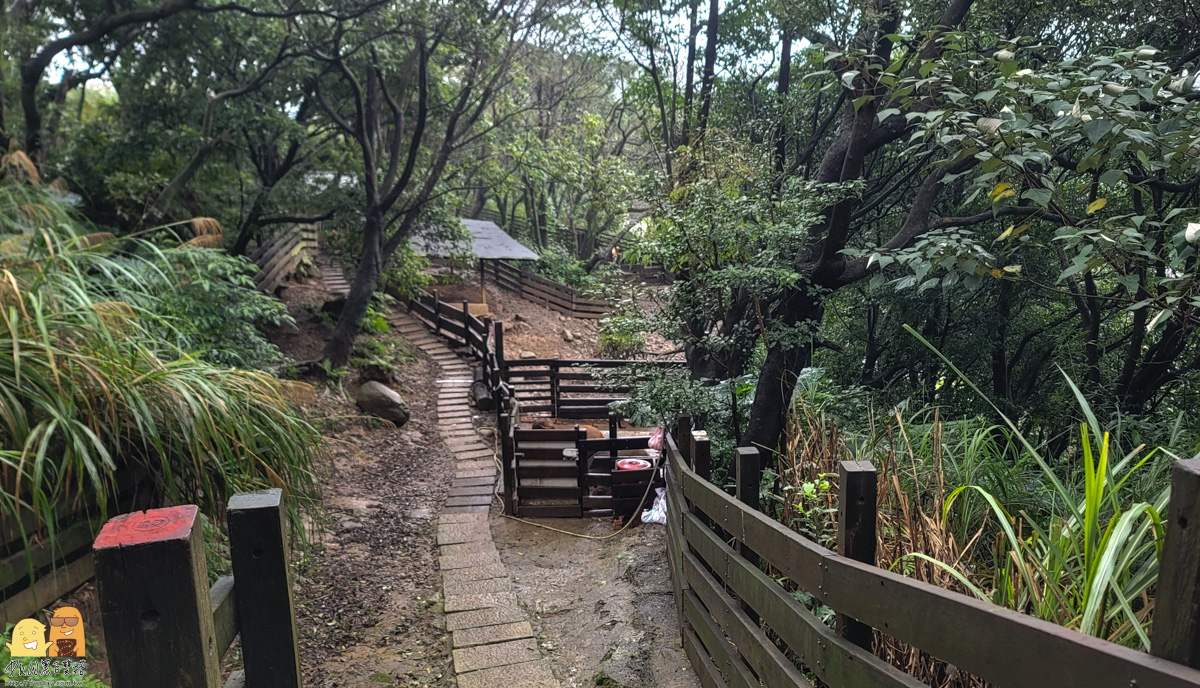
[773,331,1184,684]
[0,159,320,581]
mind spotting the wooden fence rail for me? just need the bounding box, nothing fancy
[405,286,680,418]
[489,261,609,319]
[93,488,300,688]
[664,420,1200,688]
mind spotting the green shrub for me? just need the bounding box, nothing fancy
[0,174,321,571]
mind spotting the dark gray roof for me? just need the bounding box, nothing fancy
[410,219,539,261]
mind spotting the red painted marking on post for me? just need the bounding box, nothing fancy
[94,505,199,549]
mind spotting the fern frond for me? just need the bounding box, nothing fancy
[181,234,225,248]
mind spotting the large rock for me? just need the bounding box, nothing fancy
[356,381,410,426]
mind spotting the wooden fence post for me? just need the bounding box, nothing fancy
[837,460,877,651]
[228,489,302,688]
[690,431,711,481]
[499,410,517,515]
[93,505,220,688]
[550,363,561,417]
[432,290,441,335]
[493,320,505,375]
[1152,456,1200,667]
[735,446,763,622]
[462,300,471,343]
[676,414,692,465]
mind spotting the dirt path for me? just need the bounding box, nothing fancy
[272,280,456,688]
[490,516,699,688]
[276,270,694,688]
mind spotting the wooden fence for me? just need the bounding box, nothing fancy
[489,261,609,319]
[93,489,300,688]
[405,285,681,418]
[0,471,144,626]
[249,223,320,293]
[664,416,1200,688]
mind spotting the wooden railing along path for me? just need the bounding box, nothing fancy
[405,286,682,417]
[488,261,609,319]
[663,415,1200,688]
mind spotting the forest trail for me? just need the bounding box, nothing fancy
[386,311,563,687]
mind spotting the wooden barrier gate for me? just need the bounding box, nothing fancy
[663,417,1200,688]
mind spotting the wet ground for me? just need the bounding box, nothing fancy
[490,514,699,688]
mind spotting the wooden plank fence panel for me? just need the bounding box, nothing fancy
[669,442,1200,688]
[682,550,813,688]
[682,513,922,688]
[683,626,730,688]
[683,591,759,688]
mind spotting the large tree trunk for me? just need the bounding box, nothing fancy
[694,0,720,139]
[231,188,268,255]
[742,296,822,456]
[322,208,385,366]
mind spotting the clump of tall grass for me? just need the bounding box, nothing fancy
[895,326,1175,650]
[773,330,1183,685]
[0,158,320,576]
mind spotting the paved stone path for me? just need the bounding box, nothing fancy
[388,311,562,688]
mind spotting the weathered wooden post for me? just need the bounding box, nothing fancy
[837,460,878,651]
[676,414,692,465]
[1152,456,1200,667]
[550,362,561,416]
[493,320,506,375]
[690,431,711,481]
[93,505,220,688]
[462,300,471,345]
[735,447,763,622]
[499,410,517,515]
[432,289,441,335]
[228,489,302,688]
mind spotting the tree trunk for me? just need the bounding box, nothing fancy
[743,296,822,456]
[231,188,268,255]
[142,138,221,227]
[682,0,700,144]
[694,0,720,140]
[321,208,385,366]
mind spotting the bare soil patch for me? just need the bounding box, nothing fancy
[428,275,678,361]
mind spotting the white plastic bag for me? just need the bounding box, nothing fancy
[641,487,667,525]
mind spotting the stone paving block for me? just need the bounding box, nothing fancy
[454,470,494,480]
[456,659,558,688]
[452,476,496,488]
[440,550,502,571]
[444,576,511,597]
[444,591,517,613]
[445,605,526,631]
[455,451,495,462]
[455,460,494,471]
[438,512,487,524]
[441,563,507,584]
[446,495,493,508]
[446,439,486,451]
[451,621,532,649]
[442,504,490,515]
[453,638,540,673]
[437,526,492,545]
[448,485,494,498]
[440,540,498,558]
